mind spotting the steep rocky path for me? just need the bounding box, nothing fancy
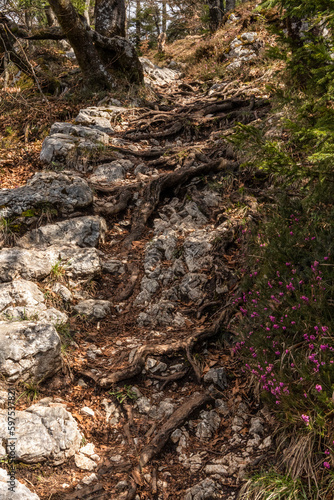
[0,59,275,499]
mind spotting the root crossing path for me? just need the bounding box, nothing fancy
[0,76,274,500]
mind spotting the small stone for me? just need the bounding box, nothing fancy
[249,417,264,436]
[74,453,97,471]
[52,283,73,302]
[204,464,228,475]
[82,473,97,485]
[80,443,95,457]
[146,357,157,369]
[136,397,151,414]
[204,367,227,390]
[151,361,168,373]
[81,406,95,417]
[170,429,182,444]
[74,299,111,319]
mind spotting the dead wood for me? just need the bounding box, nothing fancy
[149,368,189,390]
[137,391,212,470]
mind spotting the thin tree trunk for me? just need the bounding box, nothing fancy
[48,0,112,89]
[136,0,141,47]
[45,6,56,26]
[83,0,90,25]
[162,0,167,34]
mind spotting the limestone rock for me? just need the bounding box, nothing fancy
[204,367,227,391]
[50,122,109,144]
[0,321,61,382]
[0,279,68,325]
[101,259,126,275]
[138,300,186,327]
[75,106,128,128]
[0,245,101,283]
[140,57,180,86]
[74,299,111,319]
[0,403,82,464]
[0,172,93,218]
[184,479,218,500]
[196,410,221,440]
[89,163,125,184]
[18,216,107,249]
[0,468,40,499]
[52,283,73,302]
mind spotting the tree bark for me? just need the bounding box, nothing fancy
[48,0,113,90]
[83,0,90,25]
[136,0,141,47]
[45,5,56,26]
[208,0,222,32]
[225,0,236,12]
[95,0,126,37]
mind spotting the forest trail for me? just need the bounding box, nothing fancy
[0,73,274,499]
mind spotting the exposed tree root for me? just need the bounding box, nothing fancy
[75,304,231,388]
[124,159,239,248]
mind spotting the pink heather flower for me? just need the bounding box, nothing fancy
[304,393,308,398]
[325,450,330,455]
[290,231,293,235]
[324,462,330,469]
[301,414,310,425]
[324,256,329,261]
[286,262,291,266]
[315,384,322,392]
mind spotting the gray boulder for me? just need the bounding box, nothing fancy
[75,106,128,128]
[0,245,101,282]
[0,321,61,382]
[0,280,67,326]
[89,163,125,184]
[50,122,109,144]
[18,216,107,249]
[0,278,68,324]
[0,403,82,464]
[40,121,109,165]
[0,468,40,499]
[140,57,180,86]
[0,172,93,218]
[74,299,111,319]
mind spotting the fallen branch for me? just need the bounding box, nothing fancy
[138,391,212,470]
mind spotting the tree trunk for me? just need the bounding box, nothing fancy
[95,0,126,37]
[48,0,113,89]
[93,0,143,83]
[162,0,167,34]
[136,0,141,47]
[45,6,56,26]
[225,0,236,12]
[208,0,222,32]
[83,0,90,25]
